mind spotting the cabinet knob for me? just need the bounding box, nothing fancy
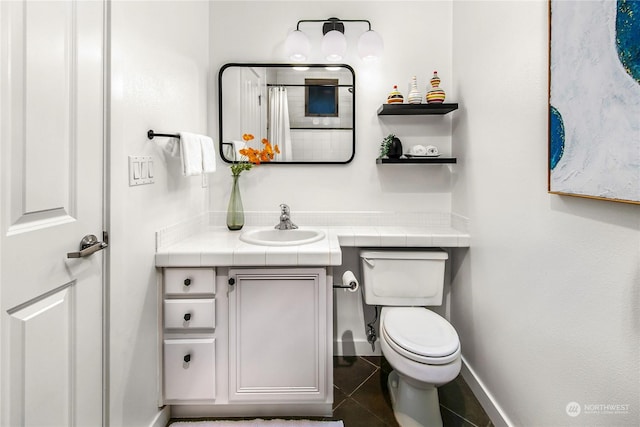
[183,278,191,286]
[183,354,191,364]
[183,313,191,322]
[228,278,235,286]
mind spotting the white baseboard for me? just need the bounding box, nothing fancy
[148,406,171,427]
[170,403,332,418]
[460,356,513,427]
[333,338,381,357]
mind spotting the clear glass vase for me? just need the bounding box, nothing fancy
[226,174,244,230]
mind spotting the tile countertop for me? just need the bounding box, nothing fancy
[155,225,470,268]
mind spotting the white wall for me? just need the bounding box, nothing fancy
[209,1,454,213]
[109,2,210,426]
[451,1,640,426]
[107,1,639,426]
[209,0,455,358]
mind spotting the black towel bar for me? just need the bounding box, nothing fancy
[147,130,179,140]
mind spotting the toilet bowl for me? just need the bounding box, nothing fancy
[380,307,461,427]
[360,250,461,427]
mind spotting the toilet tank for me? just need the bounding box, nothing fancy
[360,249,448,306]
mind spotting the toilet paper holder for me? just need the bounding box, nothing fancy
[333,271,359,292]
[333,282,358,291]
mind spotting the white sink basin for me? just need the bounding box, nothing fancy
[239,228,325,246]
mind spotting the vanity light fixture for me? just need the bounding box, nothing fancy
[284,17,383,62]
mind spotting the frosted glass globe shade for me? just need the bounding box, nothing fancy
[322,30,347,61]
[358,30,384,61]
[285,30,310,61]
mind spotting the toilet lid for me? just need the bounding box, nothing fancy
[383,307,459,359]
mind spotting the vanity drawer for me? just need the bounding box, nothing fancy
[164,298,215,330]
[165,268,215,295]
[164,338,216,401]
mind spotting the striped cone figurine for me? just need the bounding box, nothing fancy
[387,85,404,104]
[426,71,446,104]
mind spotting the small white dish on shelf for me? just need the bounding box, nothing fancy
[425,145,439,156]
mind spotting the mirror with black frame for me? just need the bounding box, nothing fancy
[218,63,355,164]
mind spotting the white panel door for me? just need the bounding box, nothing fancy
[0,1,105,426]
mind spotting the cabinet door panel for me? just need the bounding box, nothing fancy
[229,269,327,402]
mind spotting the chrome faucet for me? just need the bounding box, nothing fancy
[275,204,298,230]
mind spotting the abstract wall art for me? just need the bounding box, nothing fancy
[549,0,640,204]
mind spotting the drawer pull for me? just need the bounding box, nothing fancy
[183,354,191,364]
[184,313,192,322]
[183,278,192,287]
[228,278,235,286]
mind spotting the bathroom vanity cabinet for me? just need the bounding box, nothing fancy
[155,225,470,416]
[159,266,333,416]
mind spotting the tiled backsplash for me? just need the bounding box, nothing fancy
[155,213,208,250]
[208,210,455,227]
[290,129,352,162]
[156,211,470,250]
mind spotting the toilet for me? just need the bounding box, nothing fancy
[360,249,461,427]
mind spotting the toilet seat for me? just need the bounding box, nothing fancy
[382,307,460,365]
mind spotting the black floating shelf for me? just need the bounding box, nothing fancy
[376,157,457,164]
[377,103,459,115]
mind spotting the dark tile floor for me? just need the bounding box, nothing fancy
[169,356,493,427]
[332,355,493,427]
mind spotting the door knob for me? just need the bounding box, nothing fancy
[67,234,108,258]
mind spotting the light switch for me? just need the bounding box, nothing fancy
[128,156,155,186]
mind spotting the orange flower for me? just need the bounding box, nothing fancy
[231,134,279,176]
[264,142,273,155]
[274,145,281,154]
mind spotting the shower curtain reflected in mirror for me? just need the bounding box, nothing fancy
[268,87,292,161]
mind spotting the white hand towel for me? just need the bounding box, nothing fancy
[200,134,216,174]
[178,132,203,176]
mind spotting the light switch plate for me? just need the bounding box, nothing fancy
[129,156,154,186]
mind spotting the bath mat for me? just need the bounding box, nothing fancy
[169,420,343,427]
